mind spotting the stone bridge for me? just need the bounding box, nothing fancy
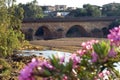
[21,17,120,40]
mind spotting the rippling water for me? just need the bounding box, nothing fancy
[17,50,72,62]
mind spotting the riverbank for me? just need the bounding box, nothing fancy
[29,37,106,53]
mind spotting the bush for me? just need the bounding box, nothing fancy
[0,58,11,78]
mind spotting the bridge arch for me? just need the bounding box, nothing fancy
[65,25,88,37]
[35,25,53,40]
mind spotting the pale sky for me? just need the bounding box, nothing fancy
[16,0,120,8]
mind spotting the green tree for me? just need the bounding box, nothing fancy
[67,8,87,17]
[102,3,120,16]
[109,19,120,29]
[67,4,101,17]
[83,4,101,17]
[18,0,44,18]
[0,0,24,57]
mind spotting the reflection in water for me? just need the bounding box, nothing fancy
[17,50,71,63]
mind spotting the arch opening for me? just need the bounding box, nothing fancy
[66,25,88,37]
[35,27,44,36]
[101,27,109,38]
[35,26,52,40]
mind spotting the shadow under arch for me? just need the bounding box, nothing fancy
[66,25,88,37]
[35,25,53,40]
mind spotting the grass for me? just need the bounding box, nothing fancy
[29,37,107,53]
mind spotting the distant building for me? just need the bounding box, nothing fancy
[49,11,70,17]
[67,7,77,10]
[41,5,76,17]
[55,5,67,11]
[41,6,55,14]
[59,11,70,16]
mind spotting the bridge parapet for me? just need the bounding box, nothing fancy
[22,16,120,23]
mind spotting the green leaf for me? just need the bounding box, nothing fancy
[93,41,110,58]
[93,43,102,56]
[50,55,60,69]
[43,69,52,76]
[64,59,73,73]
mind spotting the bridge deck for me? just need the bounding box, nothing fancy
[22,16,120,23]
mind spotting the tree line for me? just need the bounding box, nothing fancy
[67,3,120,17]
[16,1,120,18]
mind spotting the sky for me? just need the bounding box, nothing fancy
[16,0,120,8]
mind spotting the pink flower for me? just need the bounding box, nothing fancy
[98,72,104,78]
[108,48,117,57]
[62,75,68,80]
[39,60,54,70]
[105,70,110,75]
[77,49,86,56]
[107,26,120,46]
[70,54,80,68]
[91,52,98,63]
[18,58,38,80]
[59,56,65,64]
[81,40,99,50]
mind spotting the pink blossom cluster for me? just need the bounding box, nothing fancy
[18,58,38,80]
[91,52,98,62]
[70,54,81,68]
[81,39,99,50]
[77,38,117,63]
[91,48,117,63]
[94,70,110,80]
[39,60,54,70]
[107,26,120,46]
[77,39,99,57]
[108,48,117,57]
[18,58,54,80]
[18,54,81,80]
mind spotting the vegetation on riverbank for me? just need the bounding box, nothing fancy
[0,37,106,80]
